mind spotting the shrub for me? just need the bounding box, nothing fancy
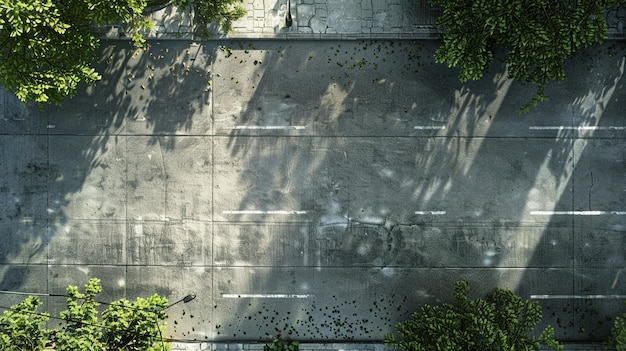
[384,281,562,351]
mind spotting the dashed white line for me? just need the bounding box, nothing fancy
[415,211,447,215]
[531,294,626,300]
[414,126,446,130]
[222,294,314,299]
[529,126,626,131]
[222,210,308,215]
[530,211,626,216]
[230,126,306,130]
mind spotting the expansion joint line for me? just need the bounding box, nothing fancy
[209,49,215,327]
[588,171,594,211]
[156,137,167,220]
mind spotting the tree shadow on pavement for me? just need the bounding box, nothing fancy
[213,39,626,343]
[1,37,625,344]
[210,39,509,342]
[0,40,217,322]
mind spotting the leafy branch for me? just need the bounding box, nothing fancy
[384,281,562,351]
[0,278,169,351]
[432,0,622,112]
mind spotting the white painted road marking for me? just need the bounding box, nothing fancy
[414,126,446,130]
[531,294,626,299]
[222,294,314,299]
[415,211,447,215]
[231,126,306,130]
[222,210,308,215]
[531,211,626,215]
[529,126,626,131]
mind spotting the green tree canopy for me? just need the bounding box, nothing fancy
[0,278,169,351]
[384,281,561,351]
[432,0,623,111]
[172,0,246,36]
[0,0,245,106]
[0,296,50,351]
[0,0,150,105]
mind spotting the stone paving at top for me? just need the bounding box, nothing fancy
[231,0,440,36]
[137,0,624,40]
[141,0,441,39]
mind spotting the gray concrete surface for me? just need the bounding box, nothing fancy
[1,38,626,347]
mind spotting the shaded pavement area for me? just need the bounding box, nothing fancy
[1,37,626,350]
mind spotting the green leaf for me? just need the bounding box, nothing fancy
[387,281,561,351]
[0,0,151,105]
[432,0,617,112]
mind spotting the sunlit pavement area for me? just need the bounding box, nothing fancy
[1,39,626,349]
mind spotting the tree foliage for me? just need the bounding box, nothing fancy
[0,296,50,351]
[384,281,562,351]
[173,0,246,37]
[608,301,626,351]
[264,338,300,351]
[101,293,168,351]
[0,0,245,106]
[0,278,168,351]
[0,0,150,105]
[432,0,623,111]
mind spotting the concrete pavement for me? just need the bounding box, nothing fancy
[2,4,626,351]
[2,38,626,348]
